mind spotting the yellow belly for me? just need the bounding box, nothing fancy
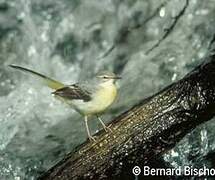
[93,85,117,112]
[75,84,117,116]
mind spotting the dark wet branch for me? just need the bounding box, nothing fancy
[39,52,215,180]
[145,0,189,54]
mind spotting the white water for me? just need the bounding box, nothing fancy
[0,0,215,179]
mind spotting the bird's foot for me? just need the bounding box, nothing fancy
[103,125,113,133]
[88,135,97,142]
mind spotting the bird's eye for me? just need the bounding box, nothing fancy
[103,76,108,79]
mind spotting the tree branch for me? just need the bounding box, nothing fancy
[39,52,215,179]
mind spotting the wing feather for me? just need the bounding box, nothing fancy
[52,84,92,102]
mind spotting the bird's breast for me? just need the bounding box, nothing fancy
[70,83,117,116]
[95,84,117,107]
[83,84,117,115]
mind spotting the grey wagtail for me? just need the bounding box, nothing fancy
[9,65,121,141]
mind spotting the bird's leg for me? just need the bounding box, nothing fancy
[84,116,96,142]
[96,115,112,132]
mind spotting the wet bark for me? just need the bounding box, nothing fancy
[39,53,215,180]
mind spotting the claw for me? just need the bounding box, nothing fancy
[89,135,96,142]
[97,116,112,133]
[104,126,112,133]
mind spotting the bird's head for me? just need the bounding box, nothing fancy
[96,71,121,84]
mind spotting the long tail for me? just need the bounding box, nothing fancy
[9,64,65,90]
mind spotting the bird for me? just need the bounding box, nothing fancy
[9,64,121,141]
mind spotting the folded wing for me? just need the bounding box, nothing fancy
[52,84,92,102]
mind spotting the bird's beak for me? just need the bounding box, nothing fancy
[113,76,122,79]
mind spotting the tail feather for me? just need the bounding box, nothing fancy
[9,65,65,90]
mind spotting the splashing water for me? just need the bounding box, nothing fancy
[0,0,215,179]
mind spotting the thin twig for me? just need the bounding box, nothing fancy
[145,0,189,55]
[98,0,171,60]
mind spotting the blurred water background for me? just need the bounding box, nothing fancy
[1,0,215,179]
